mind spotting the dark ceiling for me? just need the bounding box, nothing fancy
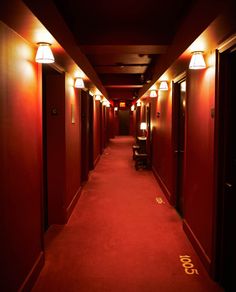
[52,0,194,103]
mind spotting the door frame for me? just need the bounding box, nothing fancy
[172,73,186,212]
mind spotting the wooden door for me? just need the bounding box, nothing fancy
[173,79,186,215]
[215,45,236,292]
[118,109,130,135]
[81,90,89,182]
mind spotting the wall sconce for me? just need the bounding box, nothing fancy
[95,95,101,101]
[140,122,147,136]
[159,81,168,91]
[74,77,85,88]
[150,90,157,97]
[103,99,110,107]
[189,51,206,69]
[104,99,110,107]
[136,100,141,107]
[35,42,55,63]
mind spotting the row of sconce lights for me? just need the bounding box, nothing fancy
[35,42,86,89]
[35,43,206,69]
[148,51,206,98]
[35,42,206,104]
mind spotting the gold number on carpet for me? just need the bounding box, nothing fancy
[155,197,165,204]
[179,255,199,275]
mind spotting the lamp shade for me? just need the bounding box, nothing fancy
[140,122,147,130]
[150,90,157,97]
[159,81,168,91]
[35,42,54,63]
[74,77,85,88]
[95,95,101,101]
[189,51,206,69]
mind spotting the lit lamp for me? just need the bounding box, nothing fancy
[137,100,141,107]
[189,51,206,69]
[159,81,168,91]
[140,122,147,136]
[150,90,157,97]
[95,95,101,101]
[102,100,107,106]
[74,77,85,88]
[35,42,55,63]
[114,107,118,111]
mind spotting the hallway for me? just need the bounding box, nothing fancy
[32,136,222,292]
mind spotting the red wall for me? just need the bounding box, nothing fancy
[109,107,115,138]
[114,109,119,136]
[151,90,174,200]
[184,67,215,265]
[129,110,134,136]
[65,75,82,219]
[149,66,216,270]
[0,21,43,291]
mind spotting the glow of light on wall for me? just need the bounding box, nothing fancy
[180,81,186,92]
[16,44,35,80]
[131,105,135,111]
[34,29,55,46]
[207,51,216,68]
[67,76,76,102]
[74,69,86,79]
[188,39,206,55]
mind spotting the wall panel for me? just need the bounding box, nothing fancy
[0,21,43,291]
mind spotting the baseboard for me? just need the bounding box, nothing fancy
[65,186,82,222]
[94,154,100,167]
[183,219,211,272]
[19,251,44,292]
[152,166,173,204]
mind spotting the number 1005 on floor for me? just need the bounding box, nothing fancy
[179,255,199,275]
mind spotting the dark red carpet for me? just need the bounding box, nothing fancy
[32,136,223,292]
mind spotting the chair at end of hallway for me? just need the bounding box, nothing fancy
[134,150,148,170]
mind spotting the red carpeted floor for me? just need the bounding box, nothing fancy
[32,136,223,292]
